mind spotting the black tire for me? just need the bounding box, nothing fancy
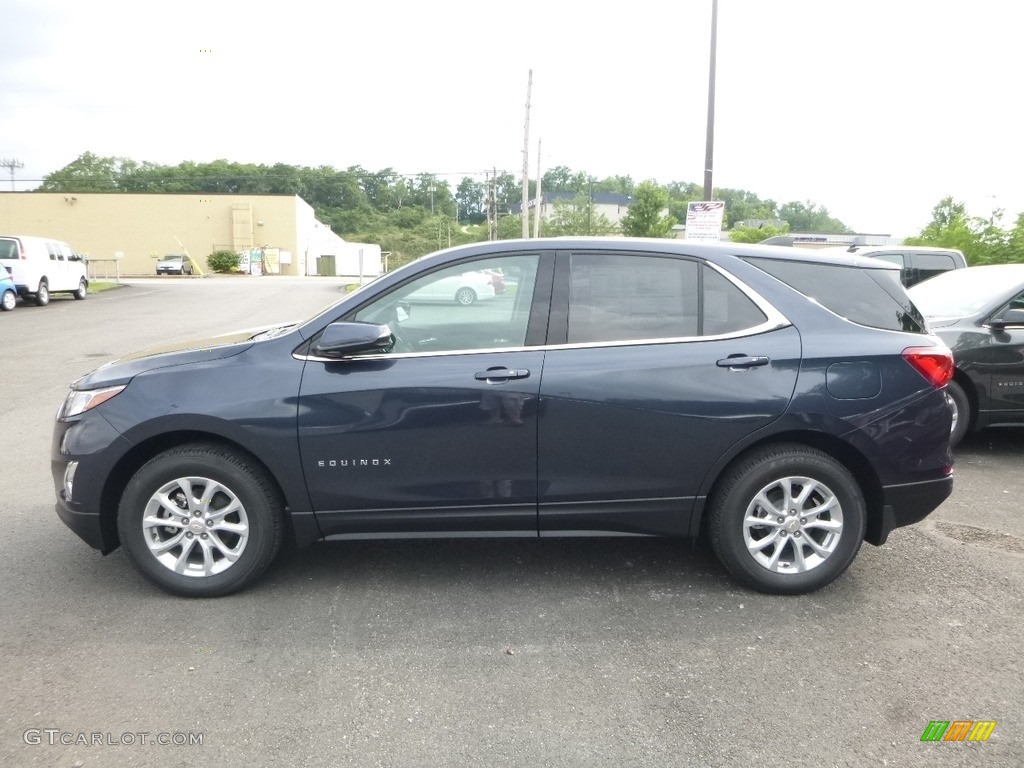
[34,280,49,306]
[945,380,970,448]
[455,287,476,306]
[708,444,866,595]
[73,278,87,300]
[1,289,15,311]
[117,444,283,597]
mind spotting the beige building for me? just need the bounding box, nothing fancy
[0,192,382,278]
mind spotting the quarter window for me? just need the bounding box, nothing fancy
[745,258,926,334]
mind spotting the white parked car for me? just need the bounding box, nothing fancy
[0,234,89,306]
[404,270,496,305]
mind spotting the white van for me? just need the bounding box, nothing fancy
[0,235,89,306]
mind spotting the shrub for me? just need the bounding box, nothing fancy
[207,250,241,273]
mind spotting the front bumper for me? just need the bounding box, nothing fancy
[54,497,112,552]
[51,413,132,554]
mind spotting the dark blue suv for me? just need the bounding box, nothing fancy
[52,239,955,597]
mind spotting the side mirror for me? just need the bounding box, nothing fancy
[988,308,1024,331]
[311,322,393,358]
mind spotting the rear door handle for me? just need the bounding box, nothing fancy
[716,355,770,369]
[475,368,530,382]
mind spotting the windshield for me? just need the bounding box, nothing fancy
[909,267,1024,317]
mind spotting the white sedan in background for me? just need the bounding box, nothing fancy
[405,270,496,305]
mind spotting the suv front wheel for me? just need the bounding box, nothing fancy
[117,444,283,597]
[708,444,866,595]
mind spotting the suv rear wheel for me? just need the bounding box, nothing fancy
[708,444,866,595]
[945,380,970,448]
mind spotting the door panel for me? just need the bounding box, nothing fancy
[537,249,799,537]
[298,251,549,538]
[299,352,544,536]
[984,303,1024,419]
[537,328,801,535]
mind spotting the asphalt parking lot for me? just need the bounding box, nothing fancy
[1,277,1022,767]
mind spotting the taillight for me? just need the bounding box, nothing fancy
[902,347,954,388]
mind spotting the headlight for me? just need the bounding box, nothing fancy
[60,385,125,419]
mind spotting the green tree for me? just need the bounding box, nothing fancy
[729,224,790,243]
[905,196,1011,265]
[39,152,132,191]
[620,181,676,238]
[713,188,778,228]
[541,165,578,192]
[593,175,635,196]
[664,181,704,224]
[456,177,486,223]
[779,200,850,233]
[496,213,525,240]
[1006,213,1024,263]
[541,192,618,236]
[492,172,522,211]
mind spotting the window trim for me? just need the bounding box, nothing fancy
[292,251,791,362]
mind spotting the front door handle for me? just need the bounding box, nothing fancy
[716,355,770,369]
[475,368,530,382]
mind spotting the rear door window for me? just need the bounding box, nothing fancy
[564,253,767,344]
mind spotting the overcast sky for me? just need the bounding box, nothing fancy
[2,0,1021,237]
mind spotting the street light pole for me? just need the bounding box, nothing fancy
[703,0,718,202]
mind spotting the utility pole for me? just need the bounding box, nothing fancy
[703,0,718,201]
[484,170,492,240]
[521,70,533,238]
[1,158,24,191]
[533,138,543,238]
[488,167,498,241]
[587,179,594,235]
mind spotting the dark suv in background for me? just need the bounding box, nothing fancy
[761,238,967,288]
[52,239,954,597]
[838,245,967,287]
